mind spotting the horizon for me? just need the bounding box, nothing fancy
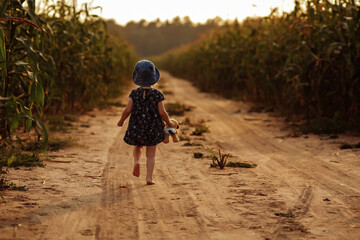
[76,0,295,26]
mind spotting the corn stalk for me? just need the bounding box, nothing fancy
[0,0,136,146]
[158,0,360,132]
[0,0,47,147]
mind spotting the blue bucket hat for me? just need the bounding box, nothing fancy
[132,60,160,87]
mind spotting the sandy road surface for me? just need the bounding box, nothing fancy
[1,72,360,240]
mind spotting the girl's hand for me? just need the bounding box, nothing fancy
[117,97,133,127]
[170,122,177,128]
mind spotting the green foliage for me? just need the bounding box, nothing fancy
[0,148,43,167]
[0,0,48,146]
[0,0,136,145]
[38,1,137,112]
[157,0,360,133]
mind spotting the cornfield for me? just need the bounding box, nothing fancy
[0,0,136,142]
[157,0,360,132]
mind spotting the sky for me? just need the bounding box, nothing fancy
[76,0,295,25]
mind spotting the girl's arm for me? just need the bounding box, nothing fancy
[117,98,133,127]
[158,101,176,128]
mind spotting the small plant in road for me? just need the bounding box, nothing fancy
[165,102,193,116]
[192,125,209,136]
[208,148,230,169]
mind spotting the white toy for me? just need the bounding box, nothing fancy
[164,119,180,144]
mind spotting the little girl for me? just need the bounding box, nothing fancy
[117,60,176,185]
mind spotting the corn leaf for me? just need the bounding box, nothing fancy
[0,27,6,81]
[30,78,44,108]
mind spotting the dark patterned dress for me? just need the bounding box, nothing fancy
[124,87,165,146]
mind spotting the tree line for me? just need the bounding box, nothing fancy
[107,16,226,57]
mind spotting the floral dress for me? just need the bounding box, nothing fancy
[124,87,165,146]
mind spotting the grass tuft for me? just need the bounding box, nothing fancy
[46,115,75,132]
[165,102,194,116]
[0,149,44,168]
[1,164,27,193]
[208,148,230,169]
[0,176,27,191]
[192,125,209,136]
[183,118,210,136]
[21,137,75,152]
[7,153,43,168]
[226,161,257,168]
[183,142,203,147]
[48,137,75,151]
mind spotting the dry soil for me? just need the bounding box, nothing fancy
[1,72,360,240]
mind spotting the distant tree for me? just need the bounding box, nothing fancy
[107,16,224,57]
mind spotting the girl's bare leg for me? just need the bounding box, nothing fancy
[145,145,156,184]
[133,146,142,177]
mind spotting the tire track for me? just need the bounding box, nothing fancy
[164,72,360,239]
[2,72,359,240]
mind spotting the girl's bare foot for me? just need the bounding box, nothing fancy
[146,180,155,185]
[133,163,140,177]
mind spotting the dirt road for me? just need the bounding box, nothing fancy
[1,72,360,240]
